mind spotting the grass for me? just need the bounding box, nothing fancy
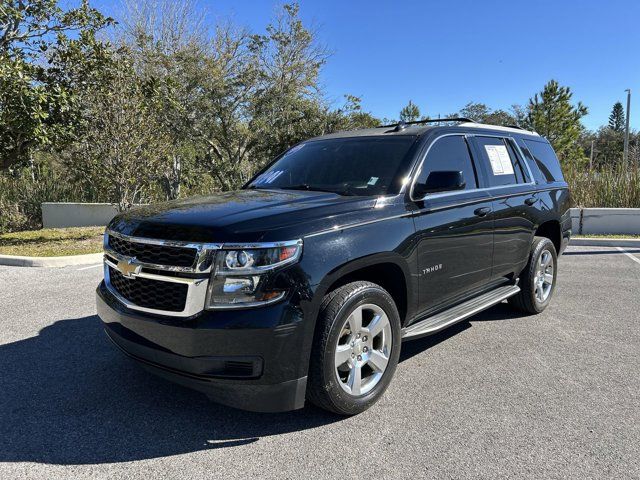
[0,226,104,257]
[574,234,640,239]
[566,164,640,208]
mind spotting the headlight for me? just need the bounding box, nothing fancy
[205,240,302,309]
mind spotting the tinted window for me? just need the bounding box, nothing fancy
[523,139,564,183]
[475,136,525,187]
[517,142,546,184]
[505,140,528,183]
[249,136,416,196]
[416,136,477,192]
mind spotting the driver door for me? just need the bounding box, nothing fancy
[411,135,494,317]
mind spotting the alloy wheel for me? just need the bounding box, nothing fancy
[534,250,554,302]
[334,303,393,396]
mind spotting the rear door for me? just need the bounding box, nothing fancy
[411,134,494,317]
[469,135,538,279]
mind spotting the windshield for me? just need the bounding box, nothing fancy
[247,136,417,196]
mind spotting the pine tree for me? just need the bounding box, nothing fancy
[608,102,625,132]
[399,100,421,122]
[527,80,588,166]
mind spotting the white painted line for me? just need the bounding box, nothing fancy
[616,247,640,266]
[77,263,103,271]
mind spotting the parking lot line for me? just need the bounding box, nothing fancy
[616,246,640,266]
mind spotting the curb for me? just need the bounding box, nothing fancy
[0,252,103,268]
[571,237,640,248]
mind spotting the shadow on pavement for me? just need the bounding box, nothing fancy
[399,302,529,363]
[0,315,339,465]
[0,301,531,465]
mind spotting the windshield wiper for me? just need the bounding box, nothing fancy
[279,184,355,196]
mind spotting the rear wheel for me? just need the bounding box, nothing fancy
[307,281,401,415]
[509,236,558,314]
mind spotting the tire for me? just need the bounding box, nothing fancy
[508,236,558,314]
[307,281,402,415]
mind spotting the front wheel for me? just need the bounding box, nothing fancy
[509,236,558,314]
[307,281,401,415]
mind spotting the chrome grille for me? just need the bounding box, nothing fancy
[103,230,221,317]
[108,234,198,268]
[108,266,188,312]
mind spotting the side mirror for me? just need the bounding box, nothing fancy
[414,170,466,197]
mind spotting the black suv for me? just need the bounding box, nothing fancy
[97,119,571,415]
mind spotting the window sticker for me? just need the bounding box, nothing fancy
[367,176,379,186]
[484,145,514,176]
[253,170,283,185]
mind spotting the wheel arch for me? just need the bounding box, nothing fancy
[315,253,414,327]
[535,220,561,253]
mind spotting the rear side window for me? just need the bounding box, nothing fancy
[523,139,564,183]
[474,136,527,187]
[417,135,478,190]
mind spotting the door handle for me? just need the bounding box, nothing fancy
[524,197,537,206]
[474,207,491,217]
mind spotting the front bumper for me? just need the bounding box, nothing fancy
[96,282,309,412]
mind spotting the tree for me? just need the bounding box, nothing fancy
[0,0,111,170]
[399,100,421,122]
[120,0,210,200]
[458,102,517,126]
[185,3,332,190]
[64,46,170,211]
[527,80,588,165]
[608,101,625,132]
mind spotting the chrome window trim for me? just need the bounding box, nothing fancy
[408,133,536,203]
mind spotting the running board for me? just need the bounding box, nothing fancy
[402,284,520,340]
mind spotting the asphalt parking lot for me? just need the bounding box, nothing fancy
[1,245,639,479]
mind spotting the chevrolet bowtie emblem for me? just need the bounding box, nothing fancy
[116,258,142,278]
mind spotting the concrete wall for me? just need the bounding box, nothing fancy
[41,202,640,234]
[42,202,119,228]
[570,208,640,235]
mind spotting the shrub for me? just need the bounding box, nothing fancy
[565,164,640,208]
[0,169,88,233]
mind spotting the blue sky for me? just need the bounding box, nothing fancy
[97,0,639,130]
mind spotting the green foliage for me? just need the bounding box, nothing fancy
[2,1,639,232]
[608,102,625,132]
[0,158,88,233]
[565,163,640,208]
[0,0,112,169]
[63,45,172,211]
[527,80,588,166]
[458,102,521,126]
[399,100,421,122]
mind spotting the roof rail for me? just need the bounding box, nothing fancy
[505,124,525,130]
[377,117,476,129]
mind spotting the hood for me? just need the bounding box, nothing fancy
[108,189,381,243]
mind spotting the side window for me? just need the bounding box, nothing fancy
[523,139,564,183]
[505,140,528,183]
[517,142,546,184]
[416,136,478,191]
[474,136,526,187]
